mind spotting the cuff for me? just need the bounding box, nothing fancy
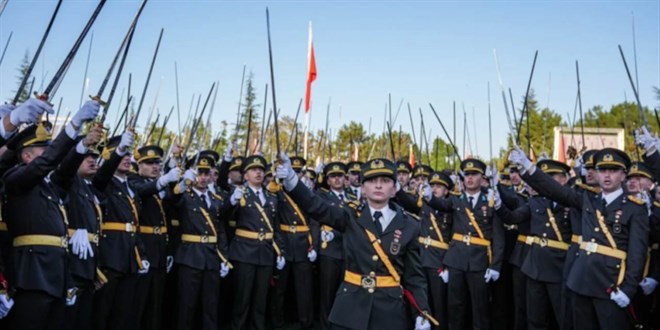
[0,117,15,140]
[283,175,299,192]
[75,141,88,154]
[115,147,128,157]
[65,122,79,139]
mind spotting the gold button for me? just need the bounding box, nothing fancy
[369,271,376,277]
[542,233,547,237]
[429,227,434,230]
[616,264,620,269]
[545,223,550,227]
[468,222,473,226]
[591,238,596,242]
[372,255,379,261]
[368,288,374,294]
[594,228,600,232]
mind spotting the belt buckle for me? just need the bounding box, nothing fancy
[423,237,431,247]
[154,226,161,235]
[289,225,297,234]
[585,242,598,254]
[463,235,471,246]
[258,232,266,241]
[539,238,548,248]
[91,234,99,245]
[61,236,68,248]
[201,235,209,243]
[361,276,376,292]
[125,223,133,232]
[526,236,534,245]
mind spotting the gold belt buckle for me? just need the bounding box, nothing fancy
[125,223,133,232]
[585,242,598,254]
[526,236,534,245]
[60,236,68,248]
[423,236,431,248]
[463,235,471,246]
[361,276,376,292]
[154,226,161,235]
[91,234,99,245]
[201,235,209,243]
[289,225,297,233]
[258,232,266,241]
[539,238,548,248]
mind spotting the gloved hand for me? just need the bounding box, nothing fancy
[70,229,94,260]
[166,256,174,273]
[275,153,298,191]
[66,288,78,306]
[422,183,432,201]
[220,262,230,278]
[484,268,500,283]
[230,187,244,206]
[307,249,317,262]
[321,229,335,243]
[71,100,101,129]
[276,256,286,270]
[9,98,54,126]
[314,161,324,174]
[117,130,135,154]
[178,169,196,192]
[158,167,181,189]
[640,277,658,295]
[489,188,502,209]
[508,146,533,172]
[610,289,630,308]
[396,181,402,192]
[223,143,233,162]
[635,127,656,154]
[138,260,150,275]
[414,315,431,330]
[0,292,14,319]
[438,269,449,283]
[0,103,16,118]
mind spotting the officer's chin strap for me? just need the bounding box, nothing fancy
[403,289,439,326]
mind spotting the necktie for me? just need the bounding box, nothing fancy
[373,211,383,235]
[468,196,474,208]
[201,194,208,209]
[339,193,344,201]
[257,190,264,205]
[125,181,134,198]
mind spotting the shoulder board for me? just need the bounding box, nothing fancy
[211,192,223,201]
[346,192,357,199]
[320,187,329,193]
[627,194,645,206]
[404,211,421,221]
[654,201,660,208]
[575,182,601,194]
[347,200,360,210]
[450,190,461,196]
[266,184,281,194]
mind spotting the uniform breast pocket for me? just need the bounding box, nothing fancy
[607,211,630,238]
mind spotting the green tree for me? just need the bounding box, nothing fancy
[511,89,563,158]
[11,50,31,103]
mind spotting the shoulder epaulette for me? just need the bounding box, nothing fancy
[404,211,421,221]
[266,183,281,194]
[347,200,360,210]
[575,182,601,194]
[450,191,461,196]
[320,187,329,193]
[211,192,223,201]
[627,194,645,206]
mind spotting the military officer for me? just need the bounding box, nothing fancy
[509,146,649,329]
[346,161,363,200]
[396,160,412,189]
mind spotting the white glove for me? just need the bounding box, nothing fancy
[0,292,14,319]
[166,255,174,273]
[70,229,94,260]
[314,162,324,174]
[415,316,431,330]
[158,167,181,189]
[610,289,631,308]
[71,100,101,128]
[484,268,500,283]
[138,260,150,275]
[640,277,659,295]
[321,229,335,242]
[276,153,298,191]
[422,183,432,201]
[635,127,656,153]
[230,187,244,206]
[490,188,502,209]
[66,288,77,306]
[178,169,196,192]
[220,262,230,278]
[276,256,286,270]
[396,181,402,192]
[508,146,533,172]
[117,130,135,154]
[9,98,54,126]
[223,144,233,162]
[438,269,448,283]
[0,103,16,118]
[307,249,317,262]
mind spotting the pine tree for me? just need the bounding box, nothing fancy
[11,50,31,103]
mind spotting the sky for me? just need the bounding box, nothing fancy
[1,0,659,160]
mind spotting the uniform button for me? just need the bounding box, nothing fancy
[429,227,434,230]
[343,288,347,292]
[293,221,297,225]
[591,238,596,242]
[372,255,379,261]
[542,233,547,237]
[468,222,473,226]
[369,271,376,277]
[594,228,600,232]
[545,223,550,227]
[616,264,620,269]
[368,288,374,293]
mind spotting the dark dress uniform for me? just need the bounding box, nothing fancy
[633,199,660,329]
[285,158,431,330]
[174,154,231,330]
[229,155,282,330]
[2,124,79,330]
[521,148,649,330]
[91,138,148,330]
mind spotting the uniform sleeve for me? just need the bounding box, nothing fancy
[495,202,531,225]
[490,212,506,272]
[522,169,582,210]
[497,184,524,209]
[92,150,123,192]
[427,195,455,213]
[128,175,160,197]
[395,189,422,214]
[287,180,351,232]
[620,205,650,298]
[50,147,86,191]
[402,222,430,312]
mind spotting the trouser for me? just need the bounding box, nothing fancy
[511,266,528,330]
[572,291,630,330]
[8,289,65,330]
[526,278,562,330]
[319,256,343,330]
[134,267,166,330]
[270,260,314,329]
[176,265,219,330]
[92,269,139,330]
[424,267,448,330]
[231,261,273,330]
[447,268,490,330]
[633,290,660,329]
[491,262,513,330]
[65,276,94,330]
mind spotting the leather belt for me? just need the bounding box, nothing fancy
[67,229,99,244]
[452,233,491,247]
[571,235,582,245]
[344,270,399,292]
[170,219,180,227]
[181,234,217,243]
[101,222,136,233]
[13,235,67,248]
[0,222,7,231]
[580,241,627,260]
[517,234,534,245]
[235,228,273,241]
[139,226,168,235]
[418,236,448,250]
[279,224,310,234]
[531,237,569,251]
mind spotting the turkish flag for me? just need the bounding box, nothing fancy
[305,22,317,113]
